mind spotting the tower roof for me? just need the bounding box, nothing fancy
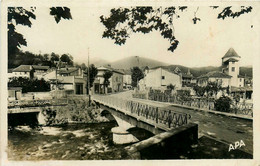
[222,48,241,59]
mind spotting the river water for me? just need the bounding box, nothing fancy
[8,122,130,160]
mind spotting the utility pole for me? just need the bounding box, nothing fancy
[88,48,91,107]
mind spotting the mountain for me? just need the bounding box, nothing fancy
[110,56,170,69]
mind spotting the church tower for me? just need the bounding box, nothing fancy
[222,48,241,87]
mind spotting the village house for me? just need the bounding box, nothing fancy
[123,69,132,89]
[47,67,87,95]
[10,65,50,79]
[140,66,182,90]
[173,67,196,87]
[93,66,124,94]
[197,71,232,87]
[197,48,253,101]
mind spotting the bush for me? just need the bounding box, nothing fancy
[8,77,50,93]
[214,96,232,112]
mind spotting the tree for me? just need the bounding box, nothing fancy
[8,7,72,68]
[8,77,50,93]
[85,64,98,94]
[131,67,144,88]
[205,81,222,98]
[100,6,253,53]
[60,54,73,66]
[167,83,175,91]
[193,85,206,97]
[81,63,87,71]
[103,71,113,94]
[50,52,60,62]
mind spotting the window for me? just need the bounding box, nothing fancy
[25,72,27,74]
[232,67,235,72]
[240,78,242,82]
[162,76,165,79]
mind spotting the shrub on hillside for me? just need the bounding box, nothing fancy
[214,96,232,112]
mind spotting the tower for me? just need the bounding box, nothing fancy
[222,48,241,87]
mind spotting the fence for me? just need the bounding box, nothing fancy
[93,95,191,129]
[134,90,253,117]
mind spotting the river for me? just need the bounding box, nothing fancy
[8,121,129,160]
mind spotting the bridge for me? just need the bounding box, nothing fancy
[8,98,68,126]
[92,94,198,158]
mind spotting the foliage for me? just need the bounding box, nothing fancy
[193,85,206,97]
[8,77,50,93]
[166,83,175,91]
[205,81,222,97]
[60,54,73,66]
[214,96,232,112]
[103,70,113,87]
[131,66,144,87]
[8,7,36,67]
[177,89,191,101]
[100,6,252,53]
[8,51,67,69]
[50,7,72,23]
[8,7,72,68]
[85,64,98,93]
[50,52,60,62]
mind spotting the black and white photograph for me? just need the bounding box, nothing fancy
[1,1,260,165]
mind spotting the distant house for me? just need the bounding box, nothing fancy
[11,65,34,79]
[197,47,253,101]
[8,87,22,100]
[173,67,196,87]
[49,67,87,95]
[11,65,50,79]
[140,67,182,90]
[93,66,124,94]
[123,69,132,89]
[32,65,50,79]
[197,71,232,87]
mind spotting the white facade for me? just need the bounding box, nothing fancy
[208,77,231,88]
[123,74,132,87]
[12,71,31,78]
[142,67,182,90]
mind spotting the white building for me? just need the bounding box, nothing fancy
[140,67,182,90]
[123,70,132,89]
[197,71,232,87]
[222,48,245,87]
[10,65,50,79]
[94,66,124,94]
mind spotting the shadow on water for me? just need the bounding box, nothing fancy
[8,112,39,129]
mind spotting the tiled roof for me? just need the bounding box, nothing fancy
[32,65,49,70]
[58,68,78,74]
[224,58,239,62]
[198,71,232,79]
[97,66,124,75]
[12,65,32,72]
[231,86,252,92]
[222,48,241,59]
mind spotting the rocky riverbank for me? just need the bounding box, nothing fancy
[40,98,110,126]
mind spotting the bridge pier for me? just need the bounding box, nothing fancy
[111,115,139,144]
[111,127,139,144]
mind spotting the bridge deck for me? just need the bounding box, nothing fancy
[93,95,192,130]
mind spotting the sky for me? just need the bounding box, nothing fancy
[15,5,260,67]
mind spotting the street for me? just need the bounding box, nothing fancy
[110,90,253,154]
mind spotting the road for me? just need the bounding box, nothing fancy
[109,90,253,154]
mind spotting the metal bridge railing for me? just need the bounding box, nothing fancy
[93,95,191,129]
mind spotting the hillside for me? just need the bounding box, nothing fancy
[110,56,169,69]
